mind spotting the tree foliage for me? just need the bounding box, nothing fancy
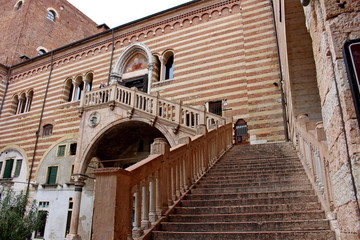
[0,189,46,240]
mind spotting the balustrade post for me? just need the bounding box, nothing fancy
[175,100,182,125]
[133,183,143,238]
[179,137,192,189]
[149,174,157,223]
[141,179,151,229]
[109,84,117,101]
[150,138,170,217]
[130,87,137,107]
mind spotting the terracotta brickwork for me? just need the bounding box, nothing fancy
[0,0,100,66]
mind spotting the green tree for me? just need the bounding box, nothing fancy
[0,189,46,240]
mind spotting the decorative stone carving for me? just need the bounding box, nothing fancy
[88,111,100,127]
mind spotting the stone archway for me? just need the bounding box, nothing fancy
[84,120,168,171]
[110,43,154,93]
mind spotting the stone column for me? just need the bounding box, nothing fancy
[65,175,87,240]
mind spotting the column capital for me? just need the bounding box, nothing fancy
[71,174,87,186]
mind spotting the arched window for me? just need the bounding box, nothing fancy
[18,93,26,114]
[42,124,53,137]
[47,10,56,21]
[84,72,93,92]
[65,79,74,102]
[163,51,174,80]
[26,90,33,112]
[38,49,46,56]
[15,1,23,11]
[12,95,19,115]
[74,76,84,101]
[152,55,161,83]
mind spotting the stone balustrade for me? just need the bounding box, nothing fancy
[295,114,333,213]
[81,84,224,130]
[92,122,233,240]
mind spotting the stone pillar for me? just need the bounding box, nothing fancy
[65,175,86,240]
[109,72,122,85]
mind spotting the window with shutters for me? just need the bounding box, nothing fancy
[57,145,66,157]
[46,166,58,184]
[3,159,14,179]
[13,159,22,177]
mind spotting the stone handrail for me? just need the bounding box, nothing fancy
[92,122,233,240]
[295,114,333,213]
[81,84,225,130]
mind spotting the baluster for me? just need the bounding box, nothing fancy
[149,174,157,223]
[171,164,176,203]
[141,179,150,229]
[175,160,181,199]
[132,184,143,238]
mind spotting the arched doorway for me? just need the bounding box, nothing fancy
[86,121,168,170]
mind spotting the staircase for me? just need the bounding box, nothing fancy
[152,143,335,240]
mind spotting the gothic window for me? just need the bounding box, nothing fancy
[18,93,26,114]
[152,55,161,83]
[84,72,93,91]
[26,90,33,112]
[74,75,84,101]
[12,95,19,115]
[42,124,53,137]
[47,10,56,22]
[163,51,174,80]
[65,78,74,102]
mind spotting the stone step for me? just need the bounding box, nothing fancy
[209,166,304,174]
[152,230,336,240]
[167,210,326,222]
[185,190,316,200]
[190,184,313,194]
[200,175,309,184]
[196,179,310,189]
[174,202,321,214]
[204,168,306,177]
[180,195,318,207]
[160,219,330,232]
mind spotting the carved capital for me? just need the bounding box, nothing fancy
[71,174,87,186]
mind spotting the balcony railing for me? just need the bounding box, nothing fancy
[295,114,333,213]
[80,84,225,130]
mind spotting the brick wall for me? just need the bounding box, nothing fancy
[0,0,100,66]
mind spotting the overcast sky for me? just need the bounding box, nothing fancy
[67,0,191,28]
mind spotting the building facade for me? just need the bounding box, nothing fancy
[0,0,359,239]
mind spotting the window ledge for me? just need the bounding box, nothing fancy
[0,178,14,184]
[65,181,75,186]
[41,183,61,188]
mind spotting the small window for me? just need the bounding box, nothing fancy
[38,49,46,56]
[164,55,174,80]
[46,166,58,184]
[65,198,73,236]
[35,210,48,239]
[13,159,22,177]
[47,10,55,21]
[42,124,53,137]
[15,1,23,11]
[209,100,222,116]
[69,143,77,156]
[39,201,50,209]
[3,159,14,179]
[57,145,66,157]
